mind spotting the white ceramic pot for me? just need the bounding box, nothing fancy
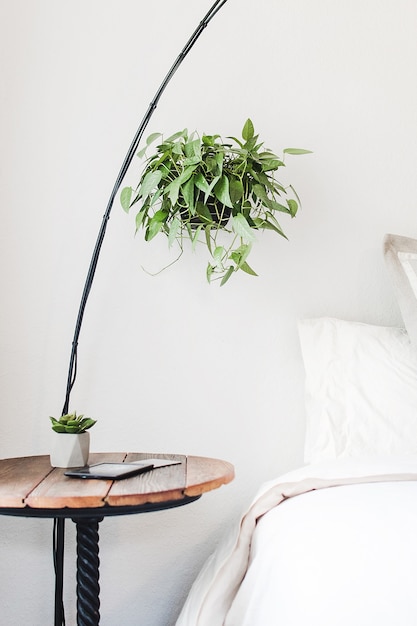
[50,432,90,468]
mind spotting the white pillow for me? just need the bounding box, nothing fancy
[298,317,417,464]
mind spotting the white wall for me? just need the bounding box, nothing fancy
[1,0,416,623]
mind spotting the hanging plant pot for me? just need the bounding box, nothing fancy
[121,118,311,285]
[50,432,90,468]
[184,196,232,229]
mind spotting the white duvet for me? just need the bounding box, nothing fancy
[176,457,417,626]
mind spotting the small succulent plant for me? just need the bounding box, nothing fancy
[50,411,96,434]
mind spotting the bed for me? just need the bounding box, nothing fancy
[176,233,417,626]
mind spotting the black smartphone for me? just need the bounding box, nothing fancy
[64,462,154,480]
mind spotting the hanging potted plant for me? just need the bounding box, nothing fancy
[121,118,310,285]
[49,412,96,468]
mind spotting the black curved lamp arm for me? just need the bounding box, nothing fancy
[61,0,229,415]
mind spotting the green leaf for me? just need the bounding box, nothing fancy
[172,142,184,156]
[252,170,272,188]
[168,216,181,247]
[184,222,194,239]
[120,186,133,212]
[65,425,80,433]
[205,154,218,173]
[260,159,284,172]
[148,187,163,208]
[239,261,258,276]
[252,184,270,206]
[289,184,302,208]
[195,172,210,194]
[215,150,224,175]
[167,179,181,206]
[183,156,201,166]
[153,209,168,222]
[165,129,188,144]
[229,178,244,204]
[253,216,287,238]
[196,202,213,224]
[77,418,97,432]
[204,176,220,204]
[232,213,256,243]
[271,179,287,194]
[135,208,147,232]
[146,210,168,241]
[52,424,67,433]
[283,148,313,155]
[206,263,214,283]
[213,246,225,267]
[242,118,255,142]
[259,150,282,160]
[146,132,162,145]
[264,211,284,231]
[220,266,235,286]
[191,224,204,251]
[184,138,201,159]
[137,146,147,159]
[138,170,162,201]
[205,225,213,254]
[243,135,258,152]
[181,177,195,212]
[230,243,252,268]
[137,132,162,158]
[267,198,292,214]
[166,165,196,205]
[287,198,298,217]
[213,175,233,208]
[202,133,220,146]
[146,221,164,241]
[226,135,244,148]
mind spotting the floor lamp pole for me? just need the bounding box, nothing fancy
[61,0,229,416]
[55,4,230,625]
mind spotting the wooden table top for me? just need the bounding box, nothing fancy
[0,453,234,513]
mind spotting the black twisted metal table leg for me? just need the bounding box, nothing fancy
[73,516,104,626]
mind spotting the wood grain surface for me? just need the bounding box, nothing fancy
[0,453,234,511]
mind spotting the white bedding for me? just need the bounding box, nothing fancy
[226,480,417,625]
[176,457,417,626]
